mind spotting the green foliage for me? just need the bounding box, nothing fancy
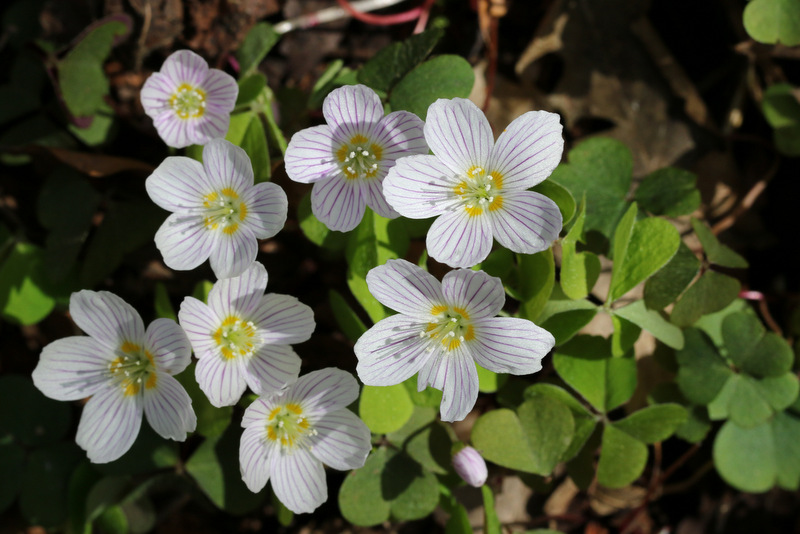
[386,406,452,474]
[0,443,25,513]
[634,167,700,217]
[477,364,508,393]
[359,384,414,434]
[532,180,576,225]
[329,289,367,342]
[523,384,597,461]
[644,242,700,309]
[20,442,83,527]
[670,271,741,327]
[174,363,232,438]
[691,219,748,268]
[237,22,280,76]
[0,375,71,446]
[613,301,684,349]
[297,192,348,250]
[537,289,598,345]
[762,83,800,156]
[390,55,475,120]
[358,28,445,94]
[226,112,270,183]
[560,200,601,300]
[743,0,800,46]
[481,485,502,534]
[0,242,56,325]
[236,73,267,106]
[516,249,555,322]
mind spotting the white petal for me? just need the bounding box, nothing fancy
[152,109,194,149]
[383,155,459,219]
[441,269,504,320]
[243,344,301,396]
[202,68,238,112]
[195,111,231,145]
[160,49,209,88]
[365,259,444,316]
[270,449,327,514]
[285,125,339,184]
[202,138,253,192]
[322,84,384,141]
[240,425,274,492]
[288,368,360,417]
[70,290,145,350]
[488,110,564,190]
[145,318,192,375]
[251,294,315,345]
[426,209,493,268]
[76,382,143,463]
[208,261,268,318]
[363,178,398,219]
[242,396,280,427]
[310,174,365,232]
[195,353,247,407]
[154,212,215,272]
[143,373,196,440]
[469,317,553,375]
[146,156,210,212]
[373,110,428,163]
[207,225,258,280]
[33,337,112,401]
[140,71,175,118]
[309,409,371,471]
[177,297,219,359]
[489,190,562,254]
[424,98,492,174]
[354,315,431,386]
[418,345,478,422]
[242,182,288,239]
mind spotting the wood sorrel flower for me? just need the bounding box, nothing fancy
[178,262,314,407]
[239,368,370,513]
[452,445,488,487]
[383,98,564,268]
[284,84,428,232]
[146,138,288,279]
[140,49,238,148]
[354,259,554,422]
[32,290,196,463]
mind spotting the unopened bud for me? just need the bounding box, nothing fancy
[452,445,488,487]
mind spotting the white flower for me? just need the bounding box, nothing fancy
[239,368,371,513]
[140,49,238,148]
[452,445,488,487]
[354,259,554,422]
[178,262,314,407]
[284,84,428,231]
[32,290,196,463]
[383,98,564,268]
[146,138,288,279]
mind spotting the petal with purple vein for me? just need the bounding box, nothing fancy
[143,373,196,440]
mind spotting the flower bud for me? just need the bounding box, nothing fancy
[452,445,488,487]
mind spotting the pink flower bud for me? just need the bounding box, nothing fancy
[452,446,488,487]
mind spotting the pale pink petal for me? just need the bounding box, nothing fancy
[452,446,488,487]
[362,178,398,219]
[426,209,493,268]
[241,181,287,239]
[417,345,478,422]
[160,49,209,88]
[488,110,564,190]
[270,449,327,514]
[70,291,145,350]
[202,138,253,192]
[195,353,247,407]
[143,373,196,440]
[354,315,431,386]
[285,125,339,184]
[373,110,428,164]
[195,111,231,145]
[154,212,215,272]
[207,225,258,279]
[309,409,371,470]
[140,72,175,118]
[489,191,562,255]
[146,156,211,212]
[76,382,143,463]
[322,84,384,142]
[440,269,504,320]
[153,109,193,149]
[240,425,274,492]
[33,337,111,401]
[310,174,365,232]
[177,297,219,359]
[365,259,444,316]
[424,98,493,174]
[288,368,360,417]
[208,262,268,318]
[145,318,192,375]
[243,344,301,396]
[201,69,238,112]
[383,155,460,219]
[250,294,315,345]
[469,317,553,375]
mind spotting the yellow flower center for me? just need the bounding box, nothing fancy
[108,342,157,396]
[169,83,206,119]
[453,166,504,217]
[421,305,475,352]
[335,134,383,180]
[213,315,258,360]
[202,188,248,235]
[266,402,317,450]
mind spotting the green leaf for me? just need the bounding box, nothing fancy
[58,19,129,117]
[477,364,508,393]
[670,271,741,327]
[153,283,177,321]
[596,424,648,488]
[192,280,214,303]
[537,291,598,345]
[358,28,444,93]
[549,137,632,238]
[66,462,102,534]
[722,312,794,376]
[560,200,601,300]
[236,22,280,75]
[185,424,265,514]
[613,300,684,349]
[68,105,115,146]
[610,314,641,358]
[743,0,800,46]
[517,396,575,475]
[608,207,681,303]
[553,335,637,413]
[386,406,451,474]
[532,179,576,225]
[329,289,367,342]
[762,83,800,156]
[225,112,270,183]
[444,501,473,534]
[383,452,439,521]
[0,242,56,325]
[0,442,25,513]
[523,383,597,461]
[644,241,700,309]
[308,60,345,109]
[174,362,232,438]
[675,329,734,405]
[613,404,688,443]
[96,424,178,476]
[708,373,798,428]
[270,488,294,526]
[390,55,474,120]
[634,167,700,217]
[471,408,538,473]
[359,384,414,434]
[20,442,83,527]
[95,505,129,534]
[0,374,71,446]
[236,73,267,106]
[481,485,502,534]
[517,249,555,322]
[474,247,514,280]
[297,192,347,250]
[402,376,443,407]
[339,448,392,526]
[691,218,748,268]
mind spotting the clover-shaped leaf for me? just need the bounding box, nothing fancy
[743,0,800,46]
